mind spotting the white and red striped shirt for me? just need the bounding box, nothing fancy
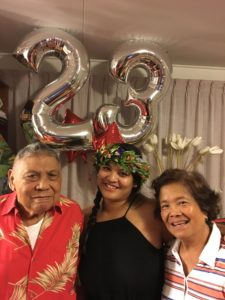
[162,223,225,299]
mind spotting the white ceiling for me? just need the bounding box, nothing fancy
[0,0,225,68]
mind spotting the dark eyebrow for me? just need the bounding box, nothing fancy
[24,170,39,174]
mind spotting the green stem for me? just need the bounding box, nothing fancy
[185,153,202,171]
[176,151,179,168]
[153,149,164,174]
[183,146,193,169]
[167,147,173,169]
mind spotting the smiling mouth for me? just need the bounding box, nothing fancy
[171,220,189,227]
[104,183,119,190]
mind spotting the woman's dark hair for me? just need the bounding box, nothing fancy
[81,189,102,254]
[151,168,221,224]
[82,143,143,253]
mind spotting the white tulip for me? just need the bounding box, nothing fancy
[177,139,185,149]
[170,141,180,150]
[199,146,210,155]
[171,133,177,143]
[209,146,223,154]
[178,137,191,149]
[149,134,158,145]
[143,144,155,153]
[191,136,202,147]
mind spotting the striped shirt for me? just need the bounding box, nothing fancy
[162,223,225,299]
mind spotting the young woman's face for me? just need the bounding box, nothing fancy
[159,182,208,242]
[97,163,135,203]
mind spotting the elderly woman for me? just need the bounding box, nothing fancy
[151,168,225,300]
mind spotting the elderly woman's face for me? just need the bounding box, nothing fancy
[159,182,208,242]
[8,154,61,222]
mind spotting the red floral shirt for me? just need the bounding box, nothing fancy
[0,192,83,300]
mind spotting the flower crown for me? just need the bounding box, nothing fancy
[94,144,151,184]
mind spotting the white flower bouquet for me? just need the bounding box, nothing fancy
[142,133,223,175]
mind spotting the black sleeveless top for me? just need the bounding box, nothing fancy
[79,204,164,300]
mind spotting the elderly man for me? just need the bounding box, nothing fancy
[0,142,83,299]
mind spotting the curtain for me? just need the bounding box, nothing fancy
[0,69,224,215]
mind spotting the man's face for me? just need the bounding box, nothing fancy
[8,154,61,221]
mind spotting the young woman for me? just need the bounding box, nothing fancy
[79,143,169,300]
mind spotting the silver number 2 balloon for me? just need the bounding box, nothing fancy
[95,40,172,144]
[14,28,93,151]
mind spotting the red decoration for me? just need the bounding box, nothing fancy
[63,109,87,163]
[214,218,225,225]
[93,121,124,150]
[63,109,125,162]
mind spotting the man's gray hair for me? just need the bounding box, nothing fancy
[13,142,61,166]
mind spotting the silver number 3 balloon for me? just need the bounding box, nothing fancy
[95,40,172,144]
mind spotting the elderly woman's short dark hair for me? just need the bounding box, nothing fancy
[151,168,221,222]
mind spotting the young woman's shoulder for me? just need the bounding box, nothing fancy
[133,193,158,214]
[128,193,165,247]
[134,194,173,243]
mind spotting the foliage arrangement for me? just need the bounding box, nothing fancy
[0,134,15,194]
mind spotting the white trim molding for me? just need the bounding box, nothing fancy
[0,54,225,81]
[172,64,225,81]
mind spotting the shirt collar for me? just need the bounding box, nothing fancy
[0,191,17,215]
[199,223,221,267]
[170,223,221,268]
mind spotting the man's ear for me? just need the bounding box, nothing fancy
[7,169,15,191]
